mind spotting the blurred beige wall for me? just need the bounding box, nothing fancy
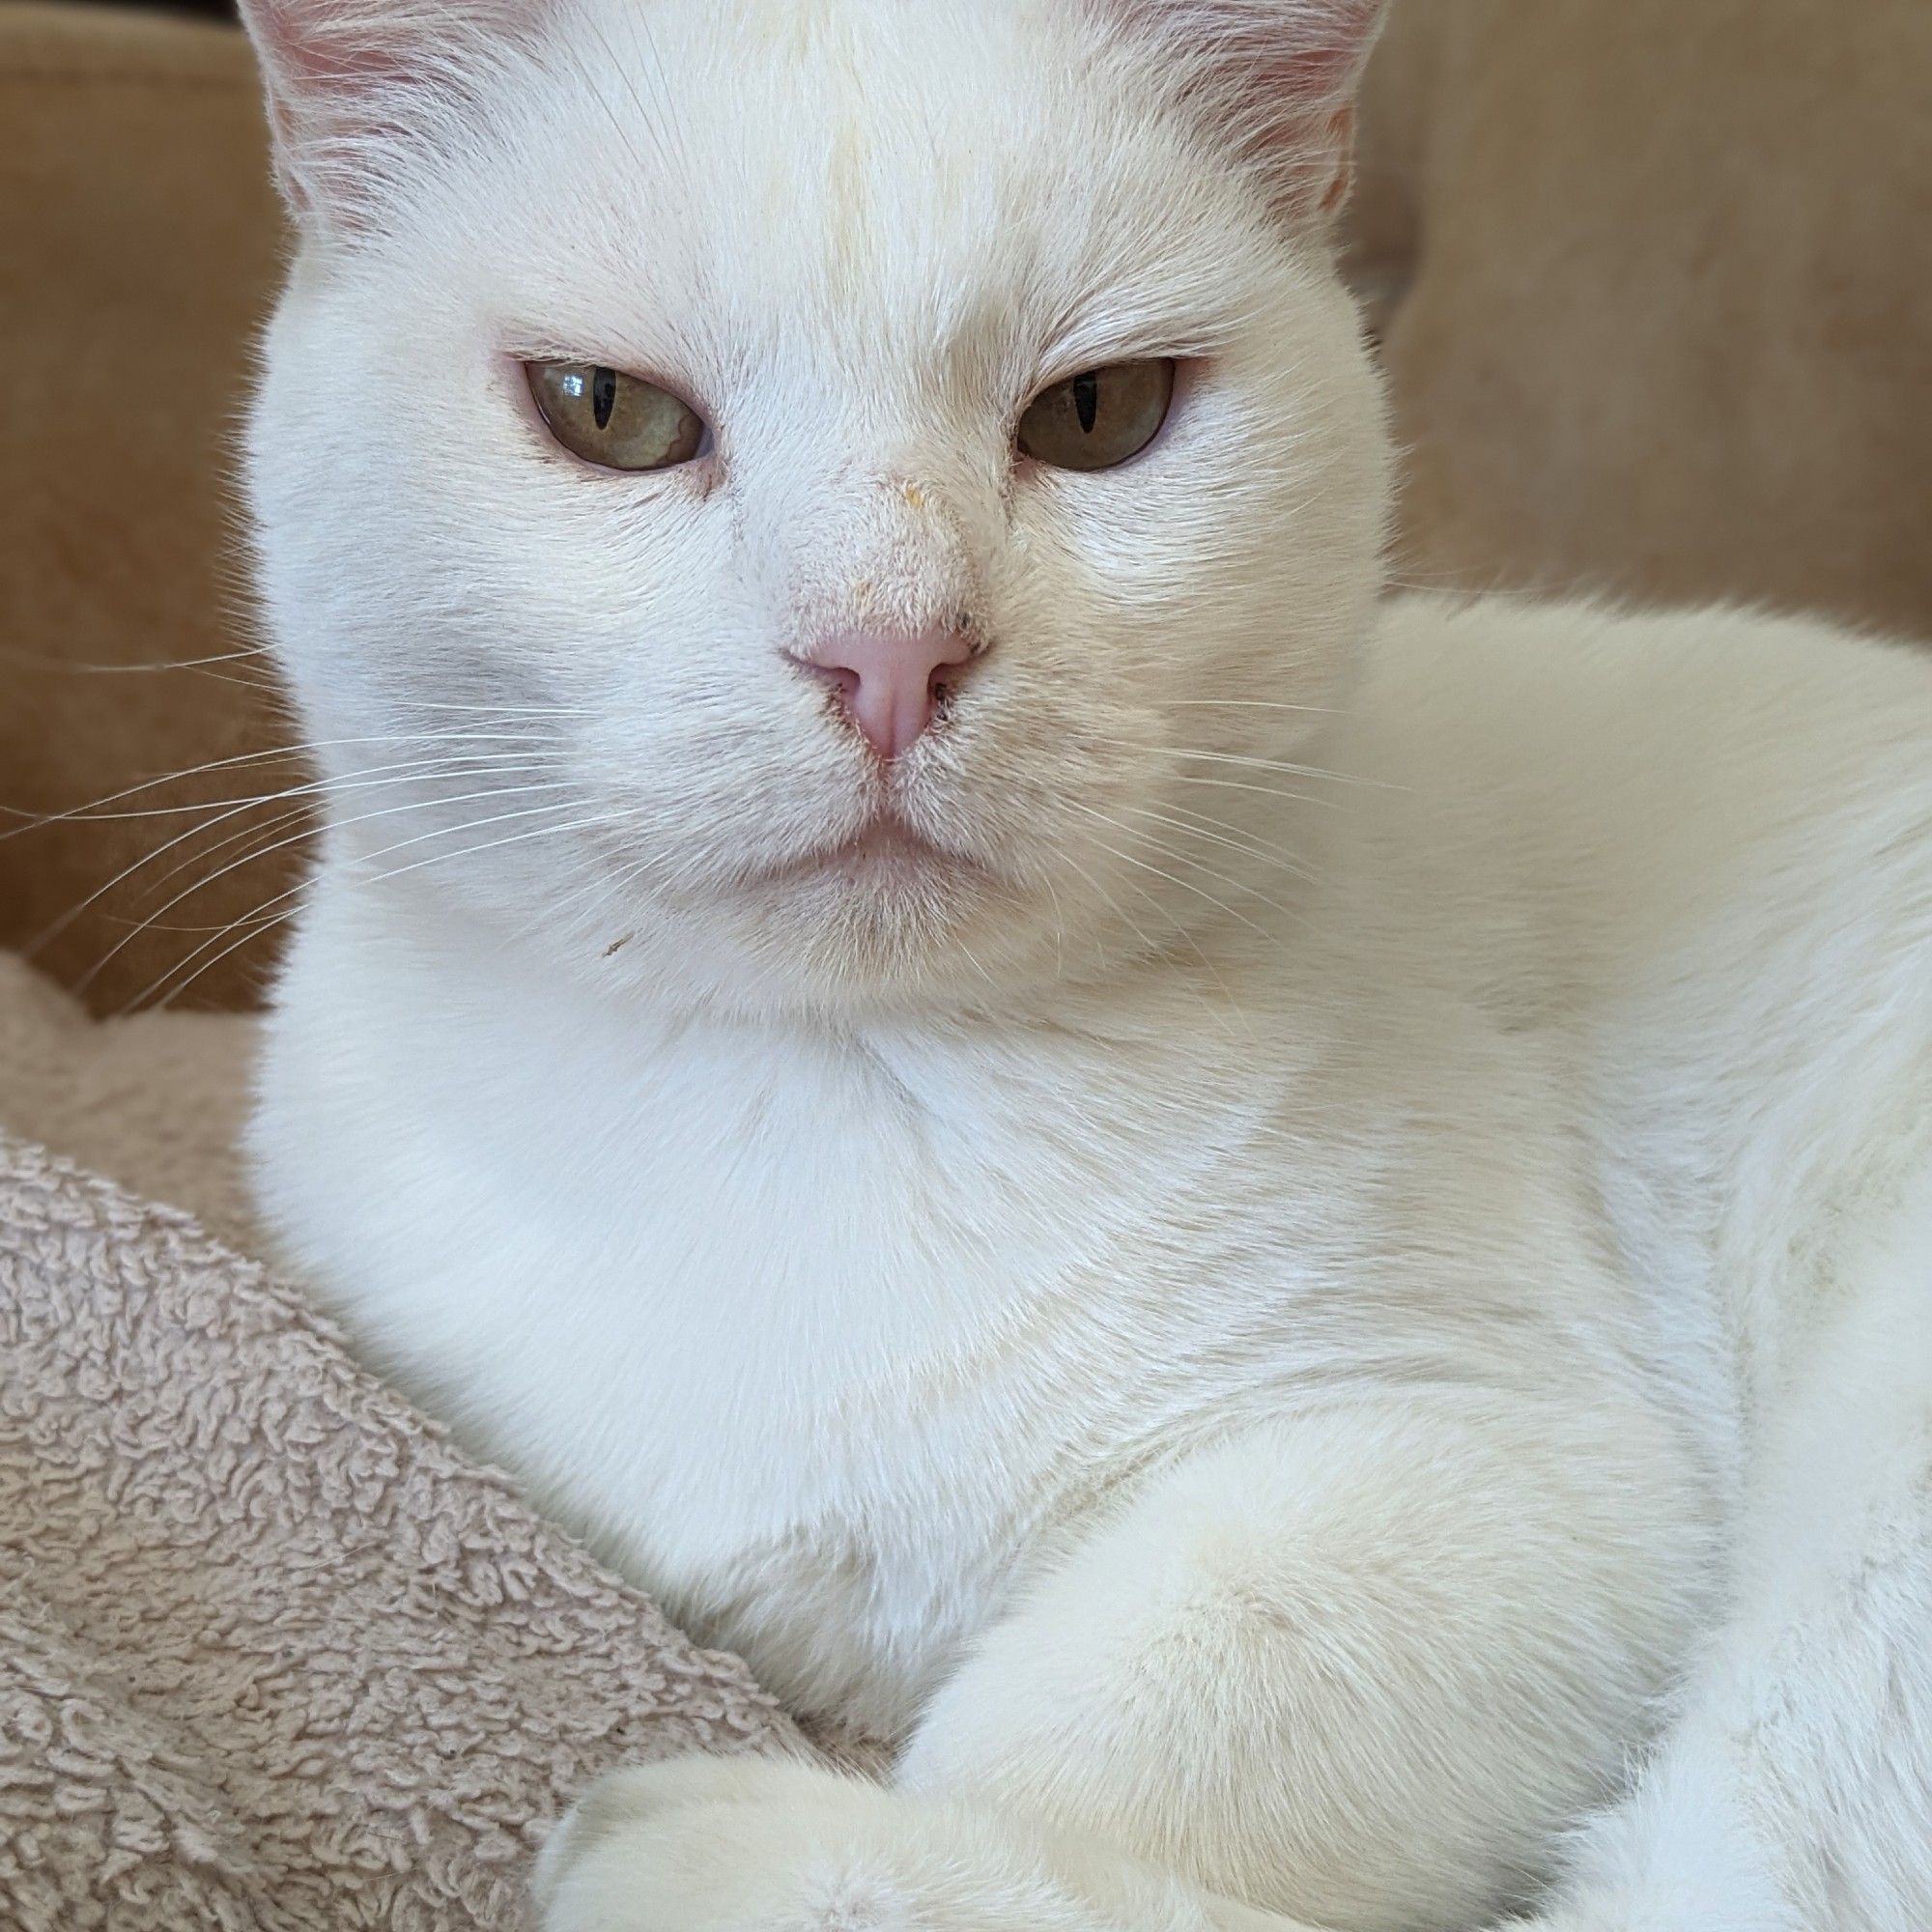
[1350,0,1932,639]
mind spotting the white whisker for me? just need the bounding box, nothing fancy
[123,799,597,1014]
[1116,798,1320,888]
[1078,827,1293,947]
[76,778,573,995]
[21,752,551,963]
[0,730,564,838]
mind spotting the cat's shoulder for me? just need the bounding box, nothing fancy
[1368,588,1930,726]
[1331,594,1932,1016]
[1351,590,1932,819]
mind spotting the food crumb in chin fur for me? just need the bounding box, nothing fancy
[603,934,635,958]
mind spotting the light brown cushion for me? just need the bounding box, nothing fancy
[0,949,258,1246]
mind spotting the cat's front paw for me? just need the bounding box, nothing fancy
[532,1753,779,1926]
[533,1755,1209,1932]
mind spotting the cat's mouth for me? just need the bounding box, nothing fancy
[749,813,988,893]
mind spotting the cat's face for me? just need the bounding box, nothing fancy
[243,0,1389,1016]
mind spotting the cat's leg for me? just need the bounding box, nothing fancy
[894,1397,1707,1930]
[538,1393,1711,1932]
[1512,1231,1932,1932]
[535,1752,1324,1932]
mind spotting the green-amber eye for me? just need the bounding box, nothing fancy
[526,360,707,471]
[1016,359,1176,471]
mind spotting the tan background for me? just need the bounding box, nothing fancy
[3,0,1930,1013]
[0,7,297,1012]
[1353,0,1932,633]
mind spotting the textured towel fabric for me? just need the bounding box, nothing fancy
[0,1131,806,1932]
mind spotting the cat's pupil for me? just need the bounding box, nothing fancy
[592,366,618,431]
[1073,372,1099,435]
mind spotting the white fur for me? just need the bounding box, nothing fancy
[236,2,1932,1927]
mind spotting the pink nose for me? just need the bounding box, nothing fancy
[792,627,976,761]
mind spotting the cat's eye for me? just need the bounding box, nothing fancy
[526,360,707,471]
[1016,359,1176,472]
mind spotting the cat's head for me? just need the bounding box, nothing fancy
[241,0,1391,1018]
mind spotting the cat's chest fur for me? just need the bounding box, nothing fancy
[252,894,1384,1733]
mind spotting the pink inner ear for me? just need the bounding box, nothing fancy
[1094,0,1385,213]
[245,0,407,94]
[1099,0,1385,111]
[239,0,544,220]
[237,0,415,216]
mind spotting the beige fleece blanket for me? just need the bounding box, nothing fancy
[0,956,806,1930]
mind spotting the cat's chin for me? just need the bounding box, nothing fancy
[709,813,1041,1003]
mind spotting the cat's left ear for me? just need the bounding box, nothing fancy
[1098,0,1389,222]
[237,0,541,234]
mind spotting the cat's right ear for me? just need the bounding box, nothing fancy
[236,0,534,233]
[1094,0,1390,223]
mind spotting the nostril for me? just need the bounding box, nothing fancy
[788,654,861,702]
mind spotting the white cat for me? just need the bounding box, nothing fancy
[233,1,1932,1927]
